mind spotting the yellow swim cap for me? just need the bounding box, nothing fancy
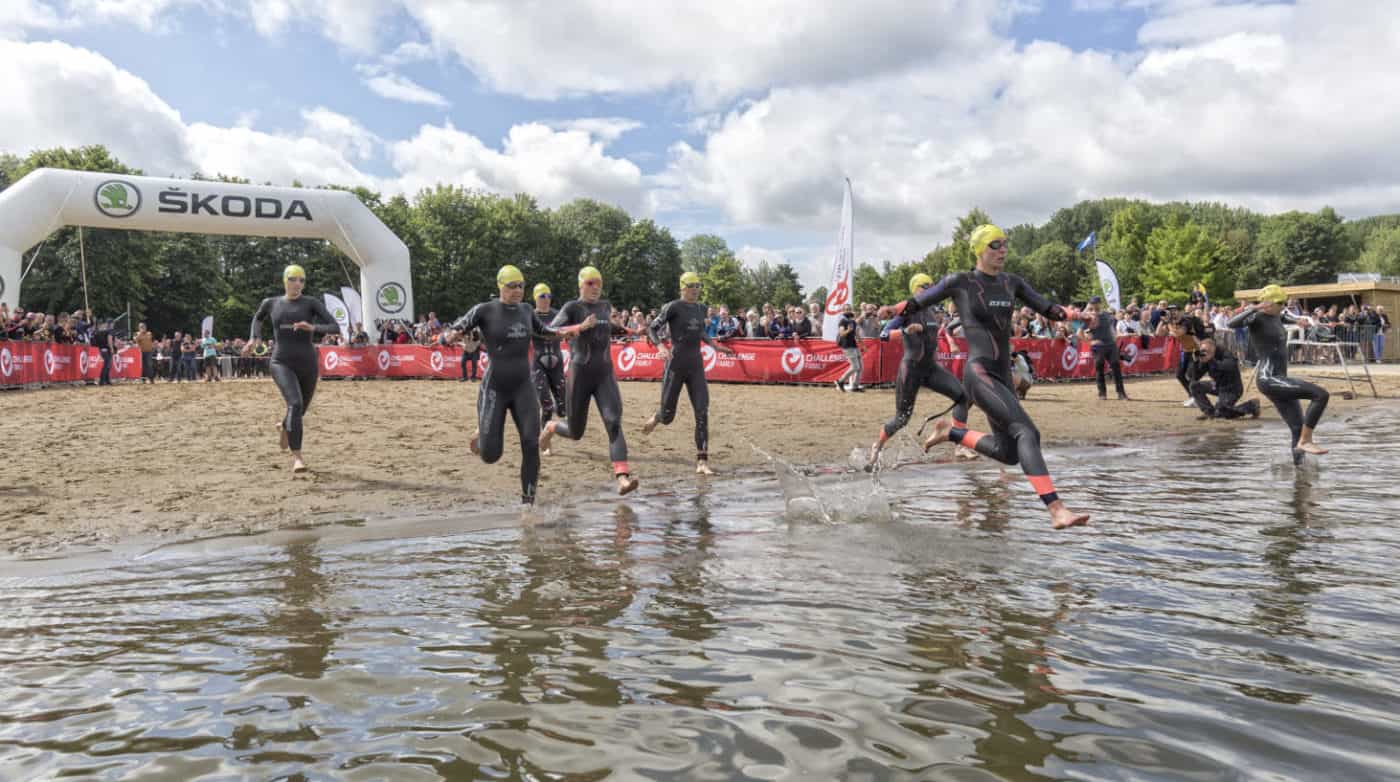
[283,264,306,281]
[969,224,1008,257]
[496,265,524,287]
[533,283,552,299]
[680,271,702,288]
[909,273,934,295]
[578,266,603,285]
[1257,284,1287,304]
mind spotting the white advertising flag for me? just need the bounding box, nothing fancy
[1095,260,1122,311]
[200,315,213,337]
[323,293,351,341]
[821,178,855,342]
[341,286,363,331]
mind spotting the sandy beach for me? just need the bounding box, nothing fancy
[4,369,1396,557]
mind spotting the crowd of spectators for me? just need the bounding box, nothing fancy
[5,287,1391,390]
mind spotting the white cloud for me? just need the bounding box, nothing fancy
[1137,1,1293,45]
[356,65,450,107]
[399,0,1008,104]
[244,0,395,53]
[389,121,645,211]
[0,0,65,39]
[664,0,1400,277]
[300,107,379,161]
[0,39,192,176]
[548,118,643,143]
[186,123,377,187]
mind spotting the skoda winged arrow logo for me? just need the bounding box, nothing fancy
[95,180,141,218]
[376,282,406,314]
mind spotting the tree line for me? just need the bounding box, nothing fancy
[3,144,1398,335]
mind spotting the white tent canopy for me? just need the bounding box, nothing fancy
[0,168,414,339]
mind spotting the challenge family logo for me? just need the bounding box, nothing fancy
[112,351,133,373]
[376,349,392,371]
[323,350,340,371]
[1121,341,1139,366]
[824,279,850,316]
[0,346,12,377]
[1060,344,1081,372]
[701,343,717,373]
[376,282,407,314]
[781,347,806,375]
[616,345,637,372]
[429,350,445,372]
[77,350,90,376]
[95,180,141,218]
[43,349,57,377]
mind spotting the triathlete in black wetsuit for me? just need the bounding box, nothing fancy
[531,283,566,425]
[250,264,339,473]
[1226,284,1329,462]
[641,271,736,475]
[447,266,591,504]
[538,266,641,495]
[880,224,1090,529]
[1189,336,1259,420]
[1083,298,1128,400]
[868,272,970,467]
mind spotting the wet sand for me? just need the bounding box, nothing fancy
[4,371,1397,557]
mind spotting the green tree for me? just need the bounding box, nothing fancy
[852,263,884,306]
[1240,208,1347,288]
[1357,226,1400,277]
[1020,241,1080,301]
[769,263,803,306]
[701,254,747,309]
[610,219,682,309]
[680,234,731,276]
[1141,220,1221,303]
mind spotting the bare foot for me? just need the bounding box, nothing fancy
[922,417,953,453]
[1297,441,1328,455]
[538,422,555,455]
[291,455,308,474]
[867,442,883,469]
[1048,502,1090,529]
[617,474,639,495]
[955,445,980,460]
[696,460,714,476]
[642,415,658,435]
[276,421,288,452]
[469,432,480,455]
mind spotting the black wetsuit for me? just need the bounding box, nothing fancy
[250,295,339,451]
[879,308,968,440]
[550,299,633,473]
[1190,354,1256,419]
[532,306,566,423]
[648,299,717,458]
[451,301,568,503]
[1088,313,1125,398]
[1228,307,1328,460]
[901,271,1070,504]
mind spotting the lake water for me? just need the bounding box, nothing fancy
[4,406,1399,780]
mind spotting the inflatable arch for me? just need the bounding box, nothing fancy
[0,168,414,339]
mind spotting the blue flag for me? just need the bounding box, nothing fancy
[1076,231,1097,253]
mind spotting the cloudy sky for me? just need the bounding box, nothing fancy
[2,0,1397,289]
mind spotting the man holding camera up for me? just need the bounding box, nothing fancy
[1189,337,1260,420]
[1164,303,1212,407]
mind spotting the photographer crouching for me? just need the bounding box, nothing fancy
[1189,337,1260,420]
[1163,303,1212,408]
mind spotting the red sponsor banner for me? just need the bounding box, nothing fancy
[608,338,886,384]
[0,343,140,386]
[934,336,1179,380]
[308,338,1177,384]
[316,345,487,379]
